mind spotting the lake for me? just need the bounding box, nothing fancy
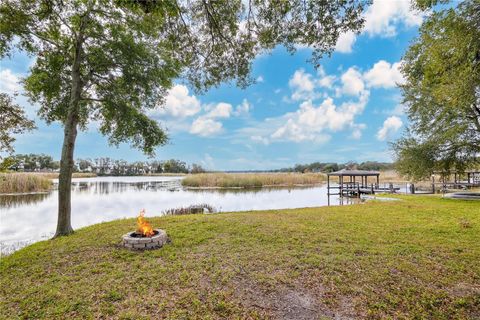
[0,176,358,255]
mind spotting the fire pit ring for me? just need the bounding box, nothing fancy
[122,229,168,250]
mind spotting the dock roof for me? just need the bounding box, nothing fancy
[327,169,380,176]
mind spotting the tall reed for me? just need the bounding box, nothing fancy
[182,172,326,188]
[0,173,52,194]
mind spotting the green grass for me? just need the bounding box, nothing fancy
[0,173,52,194]
[182,172,326,188]
[1,196,479,319]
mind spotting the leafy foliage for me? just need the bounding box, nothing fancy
[413,0,451,10]
[393,0,480,180]
[278,161,394,173]
[0,0,367,235]
[162,159,189,174]
[75,157,195,174]
[0,93,35,156]
[0,0,367,155]
[190,163,206,174]
[0,157,16,172]
[9,153,59,171]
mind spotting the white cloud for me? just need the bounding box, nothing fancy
[317,66,336,89]
[0,69,22,94]
[188,102,235,136]
[234,99,252,116]
[287,67,338,102]
[364,60,404,88]
[149,88,240,136]
[245,91,369,144]
[251,135,269,145]
[377,116,403,141]
[351,123,367,140]
[333,0,423,54]
[241,60,405,145]
[256,75,264,83]
[340,67,365,96]
[190,117,223,137]
[153,84,201,118]
[205,102,233,119]
[289,69,316,101]
[335,31,357,53]
[271,116,332,143]
[364,0,424,37]
[188,99,253,136]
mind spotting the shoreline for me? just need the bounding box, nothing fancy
[0,190,51,196]
[0,195,403,256]
[0,195,385,256]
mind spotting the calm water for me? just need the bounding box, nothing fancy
[0,176,357,255]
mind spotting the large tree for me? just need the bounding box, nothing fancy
[393,0,480,180]
[0,0,366,236]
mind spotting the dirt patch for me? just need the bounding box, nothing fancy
[448,282,480,298]
[233,278,359,320]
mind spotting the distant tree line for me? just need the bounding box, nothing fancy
[8,154,60,171]
[6,154,393,174]
[75,158,205,175]
[276,161,394,173]
[6,154,206,175]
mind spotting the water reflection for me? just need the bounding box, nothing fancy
[1,176,356,255]
[71,180,183,195]
[0,192,52,209]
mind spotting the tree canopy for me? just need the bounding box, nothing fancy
[393,0,480,180]
[0,93,35,155]
[0,0,367,236]
[0,0,367,156]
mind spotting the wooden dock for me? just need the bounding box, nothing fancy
[328,181,400,197]
[327,169,389,197]
[326,169,480,198]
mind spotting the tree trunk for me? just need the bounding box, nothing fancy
[54,33,83,238]
[55,107,78,237]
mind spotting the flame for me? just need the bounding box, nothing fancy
[136,209,154,237]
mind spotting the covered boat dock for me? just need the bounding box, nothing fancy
[432,170,480,192]
[327,169,397,197]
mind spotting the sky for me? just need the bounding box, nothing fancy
[0,1,426,171]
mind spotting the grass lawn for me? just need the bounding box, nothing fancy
[1,196,479,319]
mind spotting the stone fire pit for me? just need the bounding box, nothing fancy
[122,229,168,250]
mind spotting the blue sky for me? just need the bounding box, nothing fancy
[0,1,426,170]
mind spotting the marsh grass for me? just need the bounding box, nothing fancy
[162,204,216,215]
[182,172,326,188]
[379,170,408,182]
[0,173,52,194]
[1,196,479,319]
